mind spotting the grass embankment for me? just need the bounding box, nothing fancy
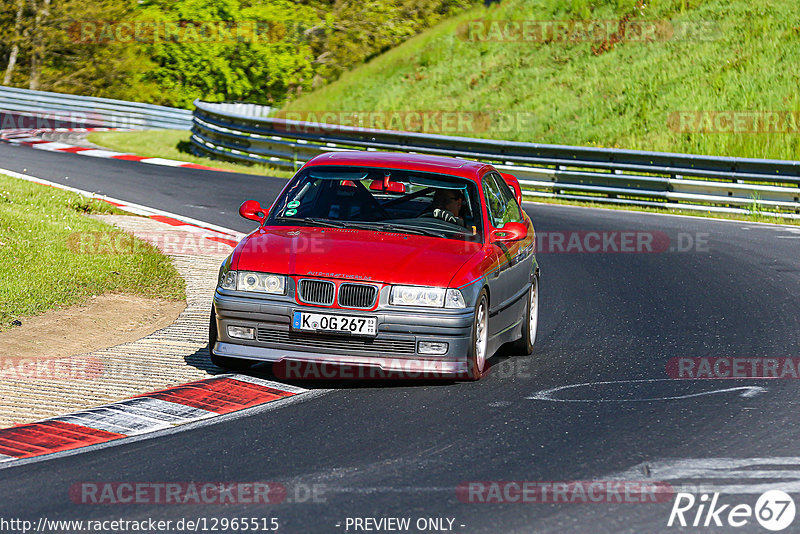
[0,174,185,329]
[87,130,294,178]
[277,0,799,224]
[88,0,800,225]
[283,0,800,161]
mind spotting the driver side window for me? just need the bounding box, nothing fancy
[483,173,521,228]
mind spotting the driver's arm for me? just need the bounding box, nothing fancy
[431,208,465,226]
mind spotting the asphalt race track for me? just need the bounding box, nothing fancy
[1,143,800,533]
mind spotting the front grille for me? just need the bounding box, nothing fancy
[257,327,416,354]
[298,279,335,305]
[338,283,378,308]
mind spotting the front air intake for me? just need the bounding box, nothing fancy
[298,279,336,305]
[338,283,378,309]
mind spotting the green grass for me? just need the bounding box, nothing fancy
[0,174,185,329]
[284,0,800,161]
[88,130,295,178]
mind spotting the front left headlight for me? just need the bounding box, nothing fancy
[217,268,286,295]
[390,286,466,308]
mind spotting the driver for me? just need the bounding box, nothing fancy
[429,188,466,226]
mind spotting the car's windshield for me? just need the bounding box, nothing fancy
[266,166,484,241]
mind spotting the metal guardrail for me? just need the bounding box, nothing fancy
[0,85,192,130]
[191,100,800,219]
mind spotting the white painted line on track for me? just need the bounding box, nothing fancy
[53,410,175,436]
[0,388,330,471]
[78,149,127,158]
[31,141,74,151]
[0,167,245,239]
[111,397,219,423]
[140,157,187,167]
[230,374,309,394]
[528,379,767,402]
[50,398,219,436]
[606,457,800,494]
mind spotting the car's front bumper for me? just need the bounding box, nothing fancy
[212,291,475,377]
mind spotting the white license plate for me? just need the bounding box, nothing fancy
[292,311,377,336]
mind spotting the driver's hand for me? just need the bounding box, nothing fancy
[432,208,457,223]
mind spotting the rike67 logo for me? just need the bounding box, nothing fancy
[668,491,796,531]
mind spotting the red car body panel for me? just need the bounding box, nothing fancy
[232,226,482,287]
[263,152,501,249]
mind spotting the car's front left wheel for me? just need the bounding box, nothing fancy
[463,289,489,380]
[209,306,254,371]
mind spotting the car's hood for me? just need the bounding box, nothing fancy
[233,226,482,287]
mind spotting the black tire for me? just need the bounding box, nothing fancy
[463,289,489,381]
[208,306,254,371]
[509,276,539,356]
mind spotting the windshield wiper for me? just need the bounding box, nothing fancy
[276,217,347,228]
[371,223,448,238]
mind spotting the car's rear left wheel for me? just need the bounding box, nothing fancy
[209,306,254,371]
[510,276,538,356]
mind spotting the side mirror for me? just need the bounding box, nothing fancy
[499,173,523,206]
[239,200,267,224]
[491,221,527,243]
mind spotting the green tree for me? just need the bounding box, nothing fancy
[0,0,474,107]
[137,0,317,106]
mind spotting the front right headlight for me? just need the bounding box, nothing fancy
[219,270,237,290]
[218,262,237,290]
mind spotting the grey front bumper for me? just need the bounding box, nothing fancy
[212,291,474,375]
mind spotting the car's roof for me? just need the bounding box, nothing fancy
[302,151,491,180]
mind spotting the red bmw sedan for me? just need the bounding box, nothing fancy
[210,152,539,380]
